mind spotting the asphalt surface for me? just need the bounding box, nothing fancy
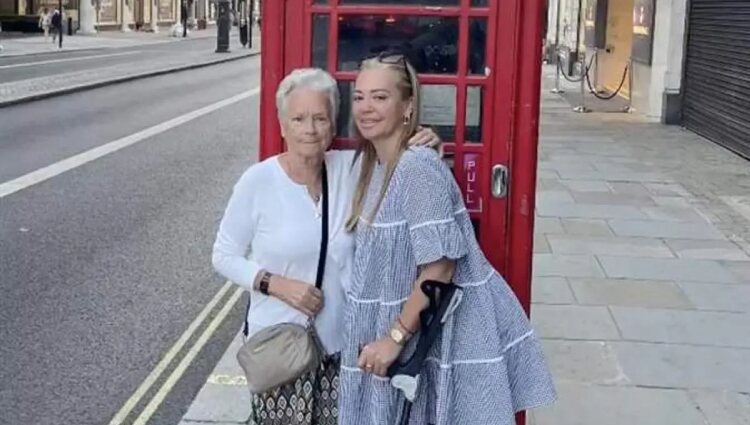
[0,56,260,425]
[0,36,256,84]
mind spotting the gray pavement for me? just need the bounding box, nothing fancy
[0,56,260,425]
[0,27,215,57]
[182,65,750,425]
[0,31,259,107]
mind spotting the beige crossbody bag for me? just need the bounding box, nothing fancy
[236,162,329,394]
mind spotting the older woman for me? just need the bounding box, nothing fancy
[211,68,438,425]
[338,54,556,424]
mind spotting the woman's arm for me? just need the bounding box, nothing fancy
[212,170,323,316]
[212,173,263,291]
[397,259,455,335]
[358,259,455,376]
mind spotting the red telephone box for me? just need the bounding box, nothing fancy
[259,0,545,338]
[260,0,545,313]
[259,1,546,422]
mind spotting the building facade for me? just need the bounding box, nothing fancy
[546,0,750,159]
[1,0,183,31]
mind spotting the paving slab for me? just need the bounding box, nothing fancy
[534,217,565,235]
[610,306,750,348]
[532,277,576,304]
[611,341,750,393]
[536,203,649,220]
[689,389,750,425]
[532,383,707,425]
[537,190,576,205]
[606,182,653,197]
[597,256,739,283]
[533,254,606,278]
[723,261,750,283]
[645,182,693,197]
[560,180,611,192]
[531,305,621,340]
[560,218,615,237]
[539,340,627,385]
[534,234,552,254]
[608,219,725,239]
[677,282,750,312]
[568,278,693,309]
[547,235,674,257]
[640,205,713,222]
[665,239,750,261]
[571,191,656,206]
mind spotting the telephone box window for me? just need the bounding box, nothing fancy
[312,15,330,69]
[338,15,459,74]
[340,0,458,5]
[465,86,483,143]
[420,84,457,141]
[336,82,355,138]
[468,18,488,75]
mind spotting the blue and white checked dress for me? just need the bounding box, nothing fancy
[339,147,556,425]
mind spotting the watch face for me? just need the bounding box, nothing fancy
[391,328,404,343]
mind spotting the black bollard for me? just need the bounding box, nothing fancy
[181,0,187,37]
[215,0,230,53]
[238,0,247,47]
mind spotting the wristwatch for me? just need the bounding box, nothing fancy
[258,271,272,296]
[389,327,407,346]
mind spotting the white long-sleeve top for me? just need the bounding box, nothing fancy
[212,150,358,354]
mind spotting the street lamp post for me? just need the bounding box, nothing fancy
[181,0,187,37]
[58,0,63,48]
[238,0,247,47]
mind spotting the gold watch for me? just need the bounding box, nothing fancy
[389,327,407,346]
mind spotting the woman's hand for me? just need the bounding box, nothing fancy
[268,276,323,317]
[357,336,404,377]
[408,126,443,153]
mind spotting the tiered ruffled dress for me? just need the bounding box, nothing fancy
[338,147,556,425]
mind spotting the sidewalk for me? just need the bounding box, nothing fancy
[182,66,750,425]
[528,65,750,425]
[0,32,260,107]
[0,27,216,57]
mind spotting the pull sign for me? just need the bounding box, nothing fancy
[491,164,509,199]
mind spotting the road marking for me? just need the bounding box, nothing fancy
[0,87,259,199]
[0,51,141,69]
[207,374,248,386]
[133,286,244,425]
[107,281,234,425]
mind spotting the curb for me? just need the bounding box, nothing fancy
[0,50,259,108]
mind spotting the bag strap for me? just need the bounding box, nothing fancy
[243,161,329,336]
[314,162,329,290]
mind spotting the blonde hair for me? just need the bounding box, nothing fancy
[345,55,421,232]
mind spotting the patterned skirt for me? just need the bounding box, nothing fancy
[249,354,340,425]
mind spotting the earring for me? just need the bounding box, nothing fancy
[403,115,410,126]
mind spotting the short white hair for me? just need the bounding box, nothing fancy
[276,68,340,125]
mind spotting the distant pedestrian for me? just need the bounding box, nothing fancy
[50,9,63,46]
[39,8,51,41]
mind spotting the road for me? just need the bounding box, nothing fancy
[0,55,260,425]
[0,37,255,84]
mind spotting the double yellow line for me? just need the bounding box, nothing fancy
[108,282,243,425]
